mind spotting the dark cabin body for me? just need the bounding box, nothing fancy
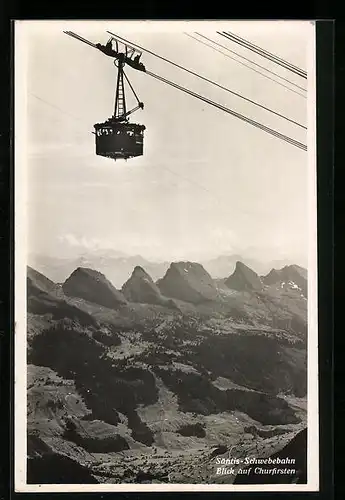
[94,120,145,160]
[63,32,147,161]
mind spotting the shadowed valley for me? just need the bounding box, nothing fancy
[27,259,308,484]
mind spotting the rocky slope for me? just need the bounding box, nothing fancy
[122,266,177,309]
[27,268,98,333]
[26,261,308,485]
[27,453,98,484]
[63,267,127,309]
[234,427,307,484]
[262,265,308,297]
[157,262,220,304]
[225,261,263,292]
[27,265,58,296]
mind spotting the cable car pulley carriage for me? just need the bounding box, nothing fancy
[64,30,308,157]
[64,31,146,161]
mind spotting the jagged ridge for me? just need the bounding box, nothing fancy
[122,266,177,309]
[262,265,307,297]
[225,261,263,291]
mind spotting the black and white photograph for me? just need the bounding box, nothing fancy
[14,20,318,492]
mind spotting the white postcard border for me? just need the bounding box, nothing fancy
[14,19,319,493]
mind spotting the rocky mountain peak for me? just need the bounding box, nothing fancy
[62,267,127,309]
[262,265,307,297]
[131,266,153,280]
[225,261,263,292]
[157,261,219,304]
[121,266,168,306]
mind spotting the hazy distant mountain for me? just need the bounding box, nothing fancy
[28,251,306,290]
[29,253,170,288]
[201,254,259,278]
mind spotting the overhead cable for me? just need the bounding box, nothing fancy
[107,31,306,130]
[146,70,307,151]
[218,31,307,79]
[188,32,307,96]
[63,31,97,49]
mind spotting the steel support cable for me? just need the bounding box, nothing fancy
[30,92,89,126]
[145,70,307,151]
[107,31,306,130]
[222,30,308,78]
[31,76,306,151]
[191,32,307,96]
[147,71,306,151]
[30,93,99,139]
[219,31,307,79]
[64,31,97,49]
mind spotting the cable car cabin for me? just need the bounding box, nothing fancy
[94,121,146,160]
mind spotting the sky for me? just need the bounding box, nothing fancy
[17,20,313,266]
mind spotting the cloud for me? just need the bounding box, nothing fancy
[209,227,239,250]
[57,234,108,251]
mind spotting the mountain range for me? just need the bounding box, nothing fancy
[26,259,308,485]
[28,252,305,288]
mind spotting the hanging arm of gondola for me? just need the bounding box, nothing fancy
[122,102,144,119]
